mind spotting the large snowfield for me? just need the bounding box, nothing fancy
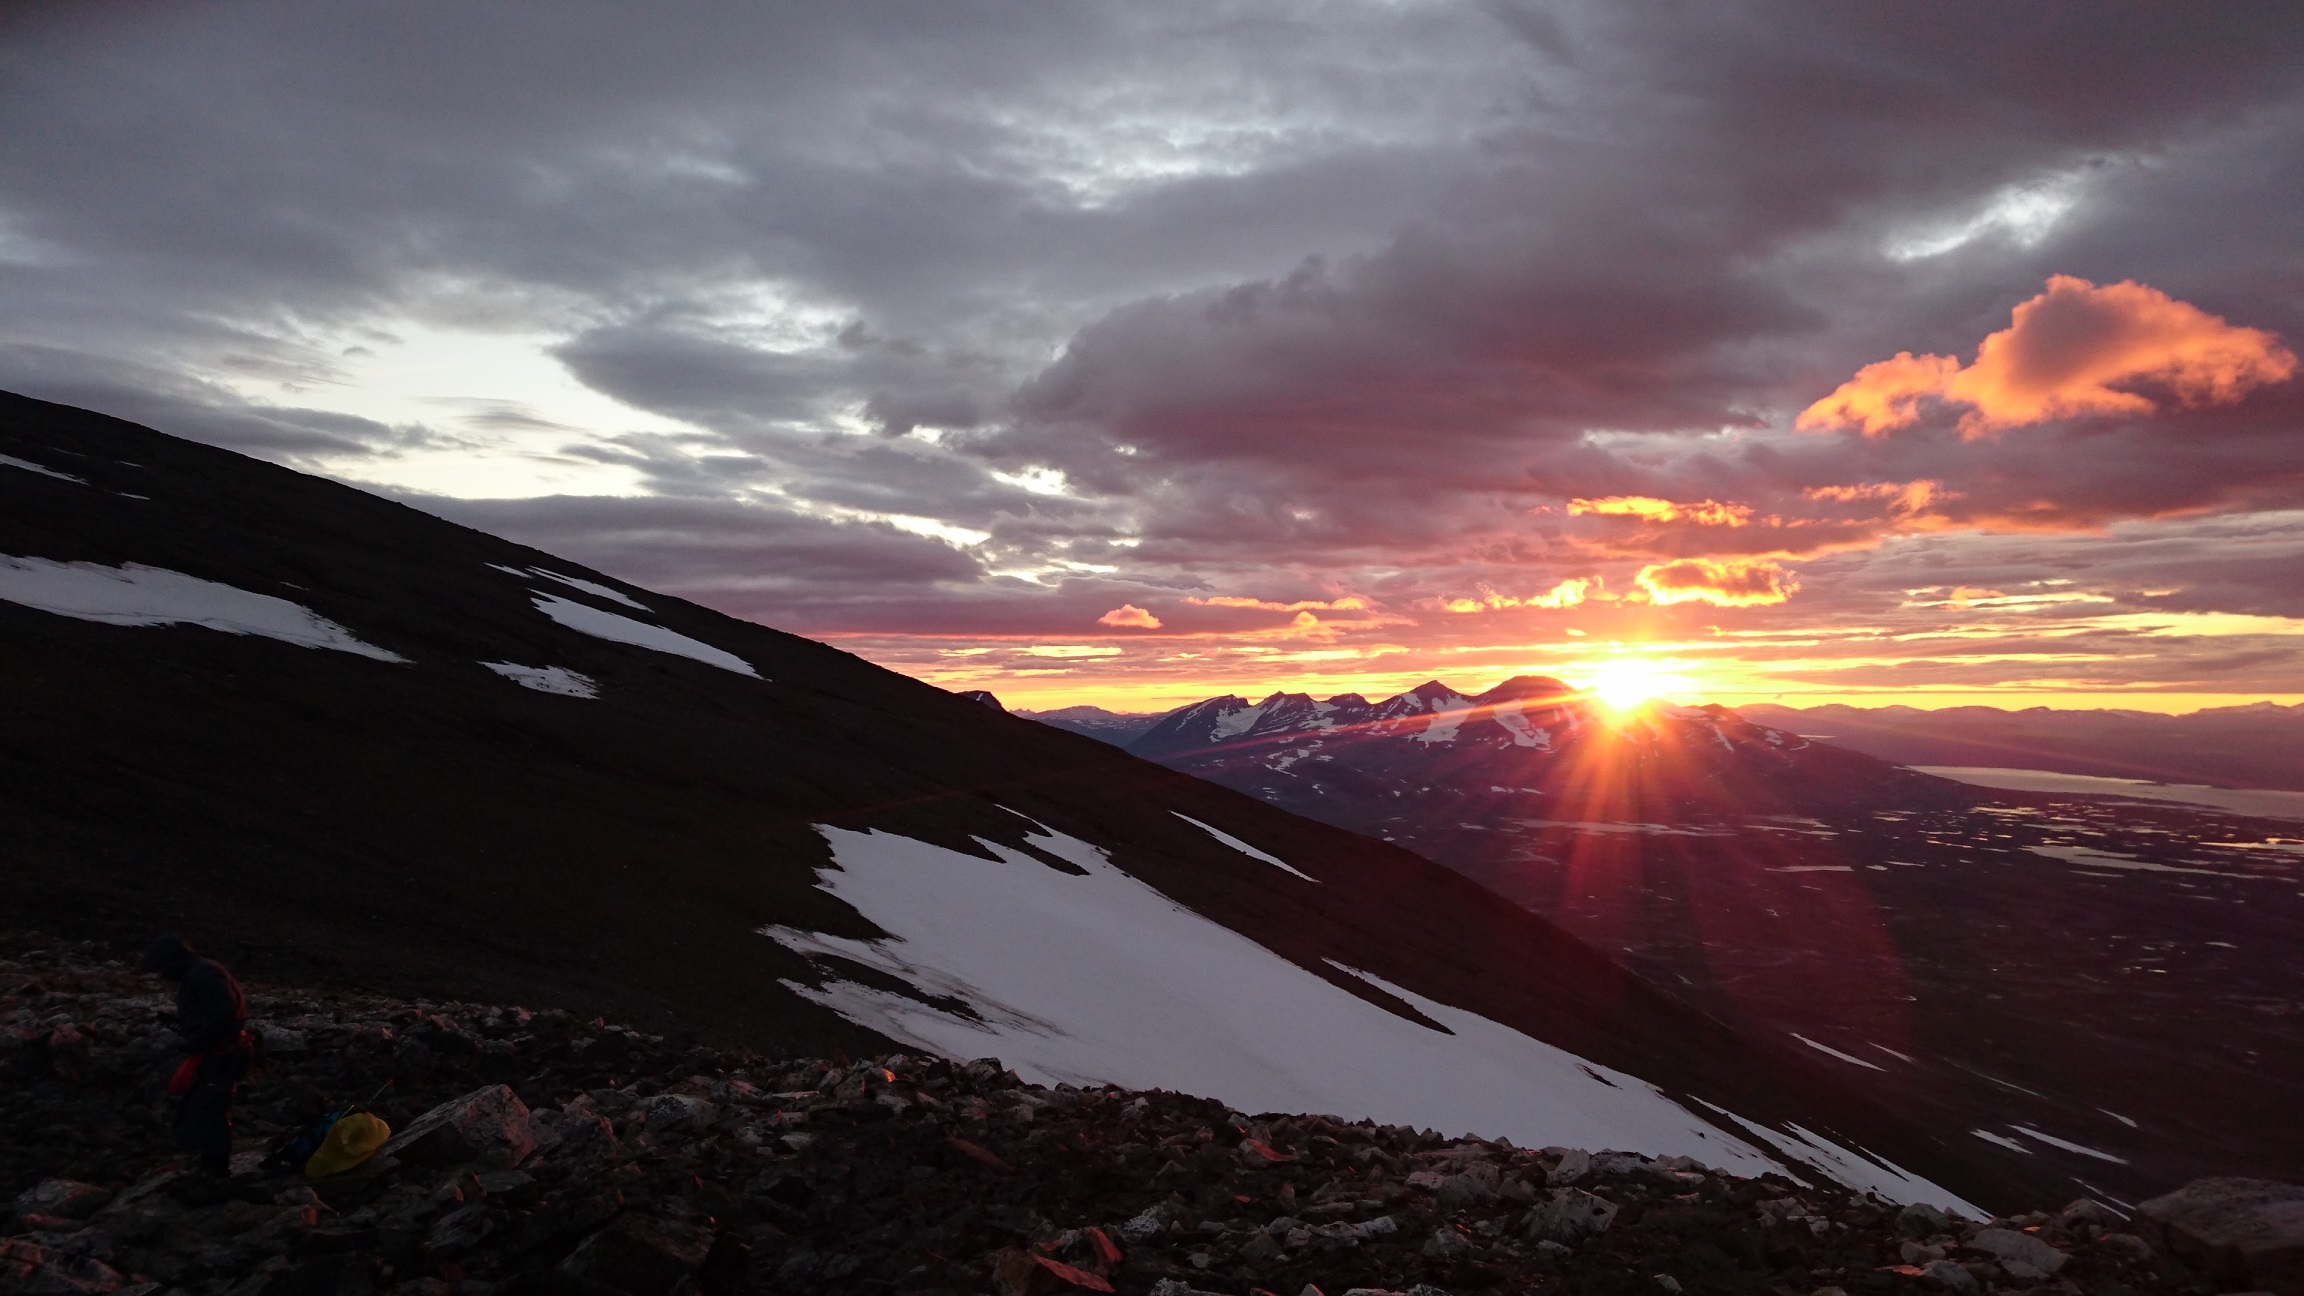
[761,821,1982,1214]
[0,555,406,660]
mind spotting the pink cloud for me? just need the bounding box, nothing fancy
[1798,276,2297,438]
[1096,604,1163,628]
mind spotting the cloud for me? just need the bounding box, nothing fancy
[1097,604,1162,628]
[1185,595,1370,612]
[1569,496,1754,527]
[1798,277,2297,438]
[1634,557,1799,607]
[1801,480,1947,515]
[1441,580,1592,613]
[10,4,2304,707]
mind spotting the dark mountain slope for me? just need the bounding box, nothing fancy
[2,390,2036,1210]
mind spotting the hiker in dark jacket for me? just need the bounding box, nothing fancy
[139,935,251,1175]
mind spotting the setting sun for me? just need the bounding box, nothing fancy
[1585,658,1690,712]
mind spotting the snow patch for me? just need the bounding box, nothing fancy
[530,592,758,677]
[490,563,649,611]
[1412,706,1468,744]
[1792,1034,1885,1070]
[761,822,1979,1212]
[1210,700,1266,740]
[0,556,406,660]
[0,453,84,483]
[1490,702,1552,748]
[2010,1125,2128,1164]
[1173,813,1318,882]
[1971,1130,2031,1154]
[1697,1100,1981,1216]
[482,661,598,698]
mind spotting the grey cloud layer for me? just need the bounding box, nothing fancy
[5,1,2304,650]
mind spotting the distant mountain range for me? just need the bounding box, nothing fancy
[1034,681,1966,834]
[0,389,2033,1211]
[1026,695,2304,794]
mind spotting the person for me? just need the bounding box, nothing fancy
[139,935,251,1176]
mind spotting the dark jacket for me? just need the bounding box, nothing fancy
[176,956,247,1054]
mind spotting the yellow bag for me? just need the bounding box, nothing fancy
[303,1111,391,1178]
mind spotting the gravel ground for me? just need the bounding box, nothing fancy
[0,937,2213,1296]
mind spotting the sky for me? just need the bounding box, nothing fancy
[6,2,2304,714]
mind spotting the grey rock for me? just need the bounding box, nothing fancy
[637,1093,718,1135]
[251,1023,309,1055]
[1527,1189,1618,1242]
[1919,1259,1978,1293]
[2135,1178,2304,1295]
[382,1084,535,1169]
[1899,1203,1954,1238]
[423,1202,494,1258]
[0,1239,130,1294]
[1968,1228,2067,1275]
[12,1180,113,1223]
[560,1214,711,1296]
[1422,1228,1474,1259]
[1436,1173,1490,1213]
[1901,1242,1946,1265]
[1545,1148,1591,1186]
[2096,1232,2155,1264]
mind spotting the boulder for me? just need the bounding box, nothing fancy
[2135,1178,2304,1295]
[382,1084,536,1169]
[1918,1258,1978,1294]
[637,1093,717,1135]
[1967,1227,2067,1277]
[1421,1228,1474,1259]
[1526,1188,1618,1242]
[559,1215,712,1296]
[10,1180,112,1224]
[0,1239,130,1294]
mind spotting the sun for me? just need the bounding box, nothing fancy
[1585,658,1690,712]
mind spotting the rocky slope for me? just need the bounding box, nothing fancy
[7,937,2269,1296]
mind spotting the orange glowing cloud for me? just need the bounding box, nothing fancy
[1802,479,1948,514]
[1798,276,2297,438]
[1096,604,1162,628]
[1569,496,1754,526]
[1441,579,1592,613]
[1633,556,1798,607]
[1186,595,1372,612]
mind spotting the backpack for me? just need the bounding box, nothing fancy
[265,1105,394,1178]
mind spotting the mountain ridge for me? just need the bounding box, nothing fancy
[0,389,2033,1211]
